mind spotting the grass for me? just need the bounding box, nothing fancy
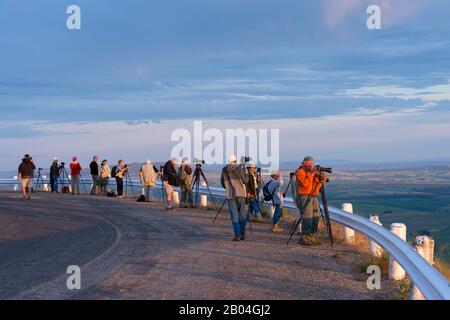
[357,252,390,277]
[394,279,411,300]
[328,181,450,253]
[434,259,450,281]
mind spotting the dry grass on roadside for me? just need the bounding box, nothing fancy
[434,259,450,281]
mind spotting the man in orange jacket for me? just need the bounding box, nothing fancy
[296,156,326,246]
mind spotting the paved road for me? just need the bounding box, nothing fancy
[0,191,395,300]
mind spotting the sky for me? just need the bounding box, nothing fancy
[1,0,450,169]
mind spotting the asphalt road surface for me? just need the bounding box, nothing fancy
[0,191,395,300]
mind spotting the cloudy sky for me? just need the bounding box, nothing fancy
[1,0,450,169]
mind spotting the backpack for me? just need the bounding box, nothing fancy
[262,181,276,202]
[111,165,118,178]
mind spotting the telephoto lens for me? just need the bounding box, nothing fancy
[315,165,333,174]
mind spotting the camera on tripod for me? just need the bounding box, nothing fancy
[240,156,252,165]
[314,165,332,183]
[194,159,206,168]
[59,162,65,168]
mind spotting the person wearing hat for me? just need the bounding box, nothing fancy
[114,160,129,198]
[246,164,264,221]
[70,156,82,195]
[267,170,284,233]
[178,157,193,208]
[221,154,249,241]
[99,159,111,195]
[139,160,159,202]
[295,156,326,246]
[49,157,60,193]
[18,154,36,200]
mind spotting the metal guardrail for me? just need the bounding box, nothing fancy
[1,178,449,300]
[201,185,450,301]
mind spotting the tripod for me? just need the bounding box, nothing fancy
[78,173,88,193]
[287,178,334,245]
[34,168,45,192]
[283,171,297,198]
[319,184,334,246]
[58,165,71,193]
[124,171,135,197]
[186,164,218,210]
[158,167,167,203]
[213,198,228,222]
[214,164,253,222]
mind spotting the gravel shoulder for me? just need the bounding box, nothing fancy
[0,191,396,300]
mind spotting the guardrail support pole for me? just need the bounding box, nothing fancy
[269,206,275,219]
[369,215,383,257]
[200,195,208,208]
[173,191,180,205]
[342,203,355,245]
[411,235,435,300]
[389,223,407,280]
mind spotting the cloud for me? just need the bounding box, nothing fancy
[125,120,151,126]
[2,108,450,170]
[344,82,450,102]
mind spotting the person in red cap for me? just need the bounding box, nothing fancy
[70,156,82,194]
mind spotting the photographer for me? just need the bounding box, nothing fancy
[140,160,159,202]
[162,158,179,210]
[18,154,36,200]
[99,159,111,195]
[178,157,193,208]
[246,164,263,220]
[296,156,326,246]
[50,157,60,193]
[113,160,129,198]
[267,171,284,233]
[221,155,249,241]
[70,156,82,195]
[90,155,100,195]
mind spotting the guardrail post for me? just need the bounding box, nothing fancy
[173,191,180,205]
[342,203,355,245]
[369,215,383,257]
[389,223,407,280]
[411,235,435,300]
[200,195,208,208]
[14,176,19,191]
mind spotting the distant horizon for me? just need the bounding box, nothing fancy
[2,156,449,175]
